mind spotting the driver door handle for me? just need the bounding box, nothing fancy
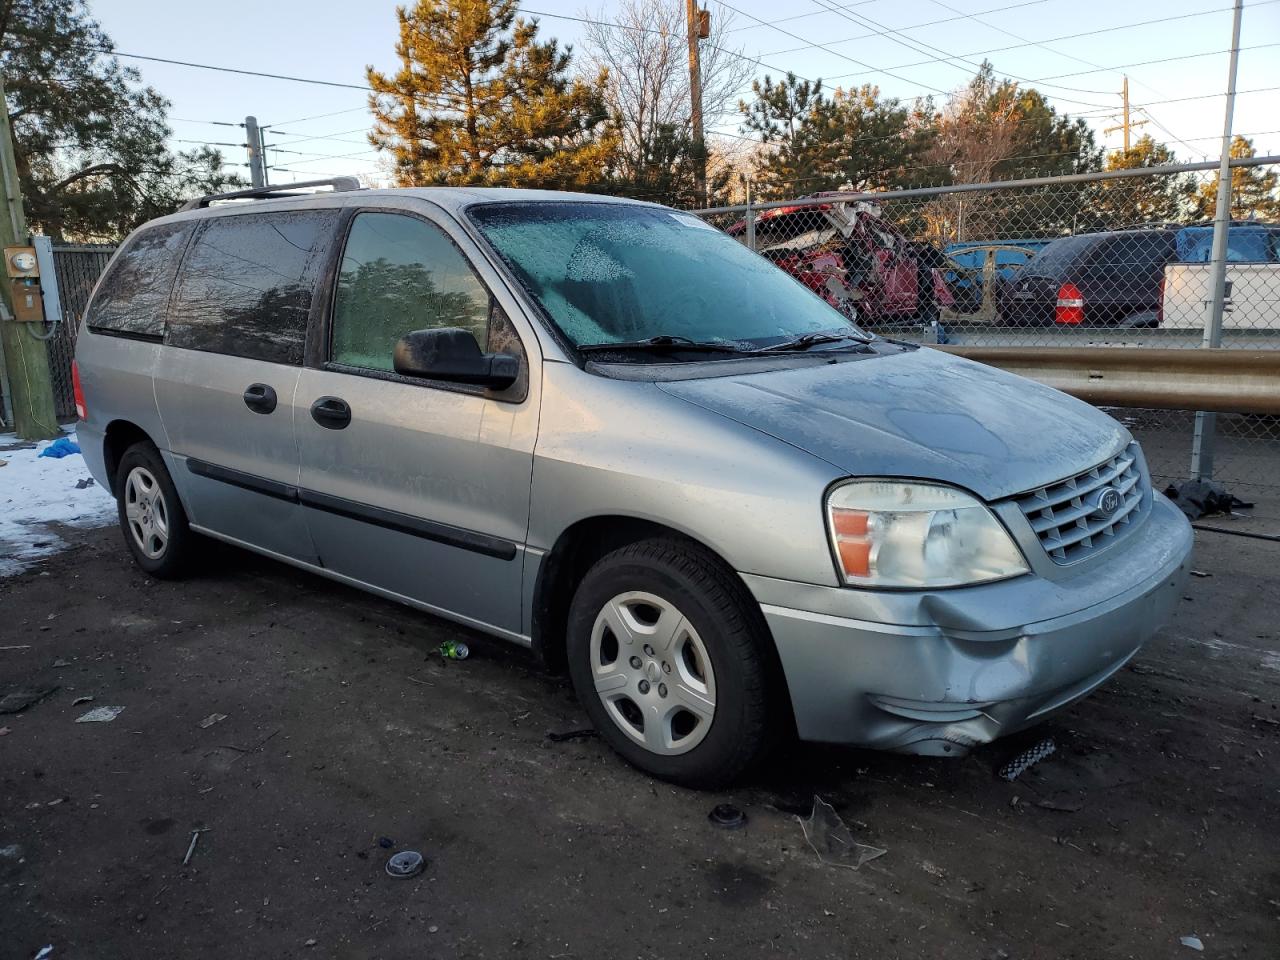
[310,396,351,430]
[243,383,277,414]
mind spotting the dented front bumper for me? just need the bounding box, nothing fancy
[745,494,1193,754]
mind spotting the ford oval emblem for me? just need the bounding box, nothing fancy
[1093,487,1122,517]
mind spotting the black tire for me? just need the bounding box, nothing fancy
[113,442,196,578]
[566,537,777,788]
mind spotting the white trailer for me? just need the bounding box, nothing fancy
[1161,261,1280,331]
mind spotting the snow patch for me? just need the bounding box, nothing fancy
[0,427,116,576]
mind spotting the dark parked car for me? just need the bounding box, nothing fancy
[997,228,1178,327]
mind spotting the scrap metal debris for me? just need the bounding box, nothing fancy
[800,796,887,870]
[75,706,124,723]
[1180,935,1205,951]
[998,738,1057,782]
[182,828,210,866]
[197,713,227,729]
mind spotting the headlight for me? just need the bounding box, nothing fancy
[826,480,1028,588]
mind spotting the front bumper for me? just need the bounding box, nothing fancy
[747,494,1193,754]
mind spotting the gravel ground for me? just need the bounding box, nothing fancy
[1,522,1278,960]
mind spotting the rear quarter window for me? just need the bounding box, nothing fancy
[85,222,192,338]
[1086,233,1176,271]
[166,209,340,365]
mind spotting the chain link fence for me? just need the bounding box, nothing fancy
[691,160,1280,498]
[44,244,115,420]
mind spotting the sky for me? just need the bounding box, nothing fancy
[88,0,1280,189]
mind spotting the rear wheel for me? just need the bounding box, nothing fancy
[566,538,776,788]
[114,443,196,578]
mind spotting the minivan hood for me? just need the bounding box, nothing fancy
[656,347,1129,501]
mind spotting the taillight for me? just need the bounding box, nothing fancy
[72,359,87,420]
[1055,282,1084,324]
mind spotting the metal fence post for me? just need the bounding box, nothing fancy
[1190,0,1243,483]
[744,176,756,252]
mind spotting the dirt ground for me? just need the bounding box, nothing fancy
[1,522,1277,960]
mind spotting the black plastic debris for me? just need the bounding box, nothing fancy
[0,686,58,715]
[385,850,425,879]
[1163,479,1253,519]
[707,803,748,830]
[998,738,1057,782]
[546,728,599,743]
[377,836,394,849]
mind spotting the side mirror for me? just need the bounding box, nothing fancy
[393,327,520,389]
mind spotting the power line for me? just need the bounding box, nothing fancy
[716,1,954,96]
[923,0,1117,82]
[1026,42,1280,85]
[515,6,820,85]
[168,117,240,127]
[266,127,371,145]
[265,105,371,128]
[808,0,1117,105]
[721,0,897,35]
[819,1,1279,84]
[756,0,1050,60]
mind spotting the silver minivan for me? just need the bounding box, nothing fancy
[73,181,1193,787]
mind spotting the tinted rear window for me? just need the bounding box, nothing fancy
[86,222,191,338]
[167,209,339,365]
[1023,235,1095,274]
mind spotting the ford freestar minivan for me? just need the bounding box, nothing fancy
[73,180,1193,787]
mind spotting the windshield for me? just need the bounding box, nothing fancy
[468,202,866,351]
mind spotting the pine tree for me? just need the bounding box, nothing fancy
[1193,136,1280,221]
[1089,135,1195,229]
[367,0,617,189]
[1,0,243,240]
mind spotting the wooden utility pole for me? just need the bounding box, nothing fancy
[0,74,59,440]
[244,115,266,189]
[686,0,706,205]
[1103,76,1147,152]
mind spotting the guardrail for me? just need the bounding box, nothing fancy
[931,345,1280,415]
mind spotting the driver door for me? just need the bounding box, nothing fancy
[294,209,538,636]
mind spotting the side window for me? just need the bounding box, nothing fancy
[86,222,191,338]
[167,209,339,365]
[330,212,494,373]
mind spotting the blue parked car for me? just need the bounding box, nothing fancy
[1174,223,1280,263]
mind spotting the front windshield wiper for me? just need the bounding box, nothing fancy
[752,331,874,353]
[577,335,748,354]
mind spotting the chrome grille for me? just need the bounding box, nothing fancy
[1015,443,1148,564]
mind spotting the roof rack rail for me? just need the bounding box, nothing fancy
[180,176,363,211]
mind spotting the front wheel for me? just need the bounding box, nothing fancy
[566,538,777,788]
[114,443,196,578]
